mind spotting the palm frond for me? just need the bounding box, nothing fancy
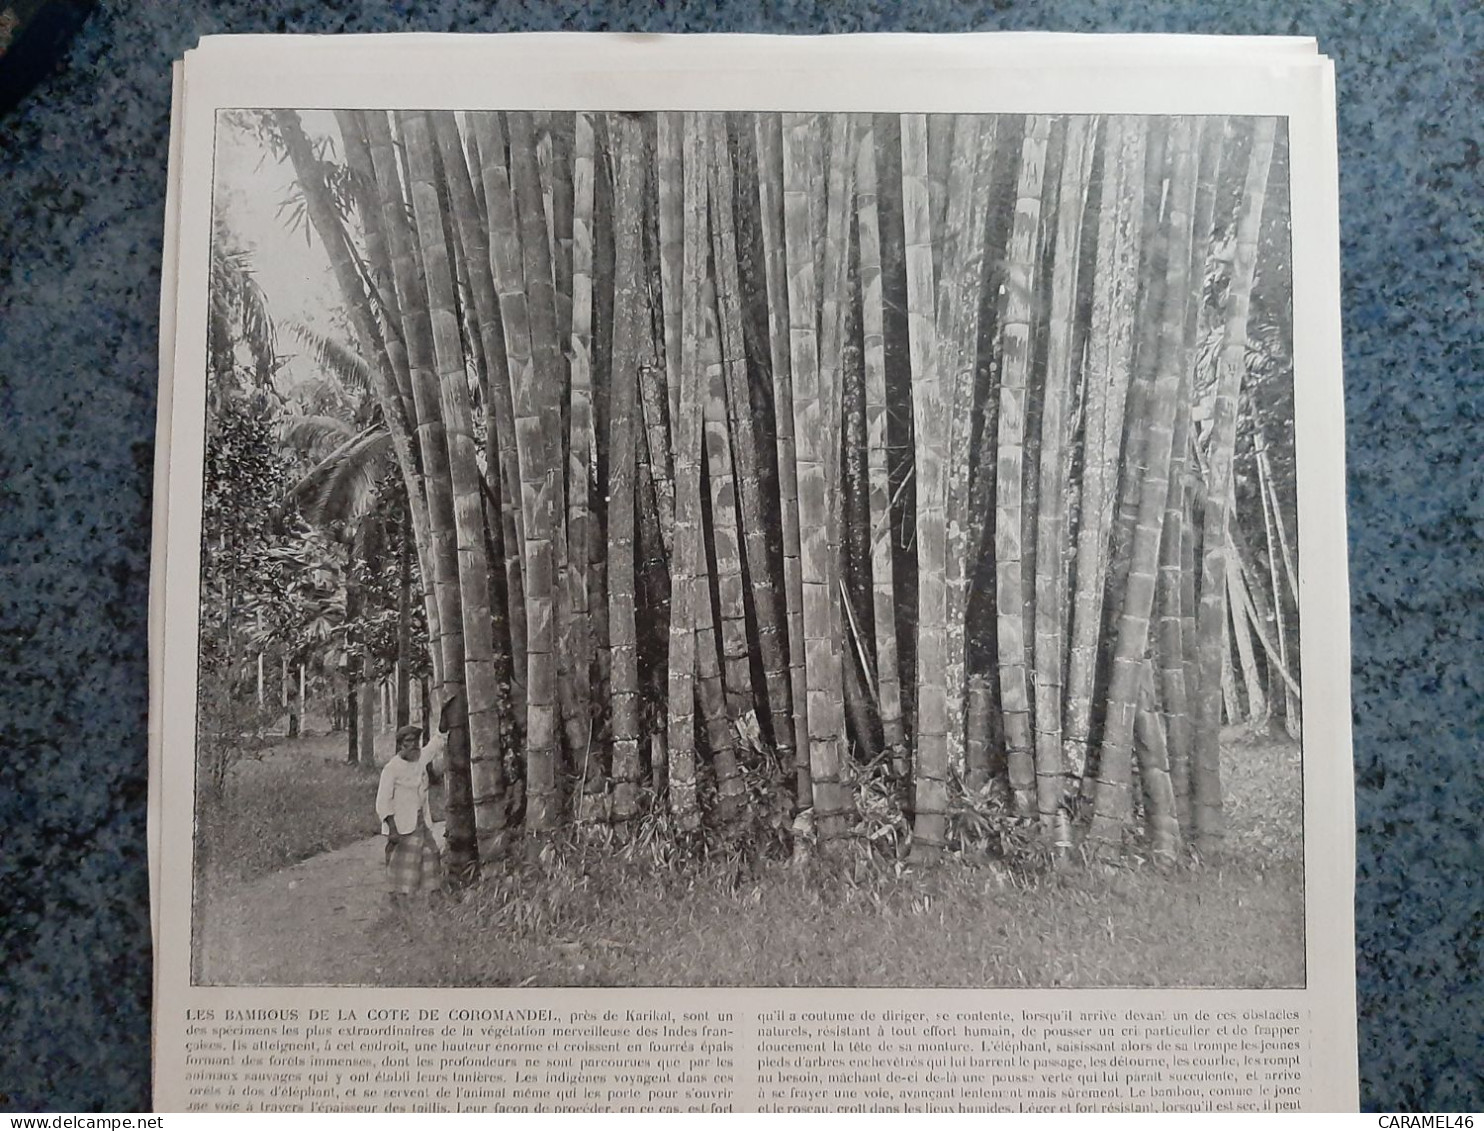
[283,319,372,395]
[209,228,279,384]
[290,425,393,530]
[278,372,355,417]
[278,412,356,458]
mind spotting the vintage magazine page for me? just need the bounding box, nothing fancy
[150,33,1355,1113]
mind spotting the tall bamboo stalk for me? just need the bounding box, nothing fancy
[1156,117,1224,828]
[401,110,507,845]
[1194,117,1278,852]
[783,112,848,845]
[697,287,747,819]
[855,125,905,758]
[1033,115,1094,837]
[331,110,443,692]
[819,112,859,804]
[706,114,788,735]
[1255,424,1300,735]
[700,276,752,727]
[945,116,998,784]
[1090,116,1200,847]
[481,111,562,831]
[429,111,528,747]
[935,115,989,787]
[900,113,950,858]
[1227,549,1269,723]
[347,110,476,870]
[996,115,1051,816]
[1135,664,1179,859]
[1258,429,1299,606]
[756,113,811,807]
[566,112,598,770]
[606,113,645,830]
[656,112,685,430]
[665,112,709,831]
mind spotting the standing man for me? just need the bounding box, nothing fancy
[376,724,441,907]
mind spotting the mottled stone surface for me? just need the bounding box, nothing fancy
[1,0,1478,1113]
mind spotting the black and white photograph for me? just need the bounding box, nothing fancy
[190,105,1302,990]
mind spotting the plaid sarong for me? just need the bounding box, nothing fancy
[386,821,441,896]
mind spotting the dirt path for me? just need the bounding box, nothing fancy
[195,831,437,986]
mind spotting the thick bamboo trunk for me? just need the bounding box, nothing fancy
[1257,428,1299,607]
[301,109,476,871]
[606,113,645,830]
[1228,534,1303,701]
[900,113,950,859]
[315,111,442,689]
[637,357,675,557]
[1062,140,1126,778]
[1100,123,1171,708]
[819,114,859,805]
[944,118,998,785]
[1255,425,1301,736]
[429,111,528,744]
[1090,116,1200,848]
[665,113,709,832]
[564,112,598,767]
[1193,118,1278,853]
[855,126,906,760]
[783,112,848,846]
[402,111,507,845]
[1226,550,1270,725]
[1174,467,1200,825]
[1222,609,1239,725]
[472,114,541,747]
[1155,119,1224,831]
[1033,116,1095,839]
[936,116,991,789]
[926,114,952,282]
[657,112,685,431]
[700,277,753,722]
[707,112,791,752]
[996,116,1051,816]
[536,113,574,355]
[755,114,812,808]
[841,303,875,764]
[697,290,747,820]
[396,502,412,730]
[1134,664,1179,859]
[496,112,565,831]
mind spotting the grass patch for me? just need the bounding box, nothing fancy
[378,845,1302,989]
[194,733,380,889]
[375,731,1304,990]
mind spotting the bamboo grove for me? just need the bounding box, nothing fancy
[206,108,1299,878]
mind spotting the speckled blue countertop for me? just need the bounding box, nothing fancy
[1,1,1479,1113]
